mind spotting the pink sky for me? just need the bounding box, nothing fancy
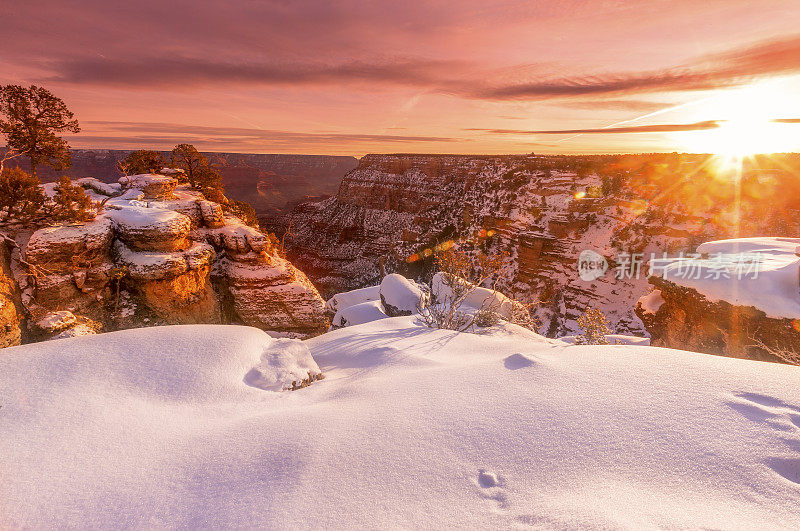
[3,0,800,155]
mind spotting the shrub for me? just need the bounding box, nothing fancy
[575,307,612,345]
[417,246,510,332]
[52,175,97,222]
[228,200,258,227]
[0,167,45,222]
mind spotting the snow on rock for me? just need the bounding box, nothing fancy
[379,273,426,316]
[198,200,225,228]
[75,177,121,197]
[109,206,191,252]
[4,170,327,344]
[1,320,799,527]
[324,284,380,315]
[114,240,215,281]
[637,289,665,315]
[35,310,77,333]
[331,299,387,329]
[25,217,114,265]
[243,338,321,391]
[50,323,98,340]
[638,237,800,362]
[658,237,800,320]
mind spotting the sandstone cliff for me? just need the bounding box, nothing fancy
[2,173,327,345]
[284,154,800,337]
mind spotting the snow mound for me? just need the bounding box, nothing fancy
[325,284,380,314]
[379,273,426,316]
[243,338,321,391]
[431,272,515,318]
[331,299,387,328]
[1,319,799,528]
[658,237,800,319]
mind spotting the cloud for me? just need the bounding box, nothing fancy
[467,34,800,100]
[773,118,800,123]
[466,120,722,135]
[552,100,671,112]
[77,121,461,148]
[46,58,466,89]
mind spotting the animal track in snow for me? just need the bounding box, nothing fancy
[475,469,508,509]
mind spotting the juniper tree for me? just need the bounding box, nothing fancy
[52,175,97,222]
[119,150,164,175]
[0,85,80,177]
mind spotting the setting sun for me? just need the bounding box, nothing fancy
[676,80,800,156]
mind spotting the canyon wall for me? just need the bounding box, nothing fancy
[284,154,800,337]
[0,148,358,217]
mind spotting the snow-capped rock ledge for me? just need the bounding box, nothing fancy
[637,237,800,362]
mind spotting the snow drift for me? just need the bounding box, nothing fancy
[0,320,799,528]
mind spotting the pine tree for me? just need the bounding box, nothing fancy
[119,150,164,175]
[576,307,613,345]
[0,85,80,177]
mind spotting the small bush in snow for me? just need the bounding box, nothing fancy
[473,307,502,328]
[52,175,97,222]
[418,246,509,332]
[576,307,613,345]
[286,371,326,391]
[0,167,45,222]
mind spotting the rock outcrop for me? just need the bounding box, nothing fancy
[635,238,800,363]
[3,172,327,346]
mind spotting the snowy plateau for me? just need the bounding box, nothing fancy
[1,315,799,528]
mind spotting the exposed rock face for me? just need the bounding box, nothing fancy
[285,154,800,337]
[636,277,799,363]
[0,242,22,348]
[3,173,327,345]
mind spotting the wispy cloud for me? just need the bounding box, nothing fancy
[466,120,723,135]
[465,34,800,100]
[77,121,461,149]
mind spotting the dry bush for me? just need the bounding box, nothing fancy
[417,246,512,332]
[576,307,612,345]
[286,371,325,391]
[750,337,800,366]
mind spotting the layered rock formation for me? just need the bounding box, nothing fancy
[285,154,800,336]
[3,173,327,345]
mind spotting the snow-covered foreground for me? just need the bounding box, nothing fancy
[1,320,799,528]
